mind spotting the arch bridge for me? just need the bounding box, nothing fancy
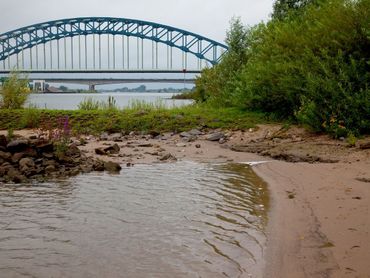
[0,17,228,74]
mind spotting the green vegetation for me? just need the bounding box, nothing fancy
[78,96,118,110]
[0,106,266,134]
[194,0,370,136]
[0,71,30,109]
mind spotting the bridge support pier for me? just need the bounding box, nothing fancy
[88,84,96,92]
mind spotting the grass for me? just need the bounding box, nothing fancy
[0,104,269,135]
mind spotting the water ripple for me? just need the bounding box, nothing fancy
[0,162,269,278]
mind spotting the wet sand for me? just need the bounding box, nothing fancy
[1,126,370,277]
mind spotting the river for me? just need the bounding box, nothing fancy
[26,92,193,110]
[0,162,269,278]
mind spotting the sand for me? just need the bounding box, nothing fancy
[1,126,370,277]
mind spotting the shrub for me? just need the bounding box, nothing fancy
[0,71,30,109]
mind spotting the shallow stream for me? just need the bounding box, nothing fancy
[0,162,269,277]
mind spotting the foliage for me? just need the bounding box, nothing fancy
[194,0,370,135]
[0,105,267,134]
[78,96,118,110]
[271,0,318,20]
[0,71,30,109]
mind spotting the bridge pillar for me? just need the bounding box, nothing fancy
[88,84,96,92]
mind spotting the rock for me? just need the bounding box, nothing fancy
[6,139,29,153]
[7,168,26,183]
[100,132,109,141]
[359,141,370,150]
[137,143,153,147]
[109,133,123,142]
[195,144,201,148]
[188,129,203,136]
[12,153,25,164]
[0,150,11,160]
[36,142,54,153]
[104,161,122,172]
[180,132,192,138]
[219,138,226,144]
[129,131,136,136]
[95,148,107,155]
[66,144,81,157]
[206,132,224,142]
[182,136,196,143]
[176,143,187,147]
[126,162,134,167]
[103,143,120,154]
[149,131,160,137]
[19,158,35,169]
[0,135,7,147]
[45,165,56,173]
[159,153,177,161]
[93,160,105,171]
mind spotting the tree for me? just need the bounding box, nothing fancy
[272,0,318,20]
[0,71,30,109]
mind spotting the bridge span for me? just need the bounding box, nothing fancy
[0,17,227,74]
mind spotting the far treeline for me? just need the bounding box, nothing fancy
[193,0,369,137]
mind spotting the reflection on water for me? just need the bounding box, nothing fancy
[0,162,269,278]
[27,92,193,110]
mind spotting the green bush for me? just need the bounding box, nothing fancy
[0,71,30,109]
[195,0,370,135]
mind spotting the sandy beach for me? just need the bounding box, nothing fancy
[1,125,369,277]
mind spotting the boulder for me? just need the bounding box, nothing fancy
[36,142,54,154]
[6,139,29,153]
[359,141,370,150]
[104,161,122,172]
[109,133,123,142]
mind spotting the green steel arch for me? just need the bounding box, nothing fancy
[0,17,228,66]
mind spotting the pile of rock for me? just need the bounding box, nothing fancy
[0,135,121,184]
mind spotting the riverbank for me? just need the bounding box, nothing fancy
[1,125,369,277]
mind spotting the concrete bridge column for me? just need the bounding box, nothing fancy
[88,84,96,91]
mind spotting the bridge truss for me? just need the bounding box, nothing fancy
[0,17,228,72]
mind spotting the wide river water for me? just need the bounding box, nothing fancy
[26,92,193,110]
[0,162,269,278]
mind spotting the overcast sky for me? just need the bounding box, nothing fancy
[0,0,274,42]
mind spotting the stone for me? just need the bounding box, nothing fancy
[0,135,7,147]
[93,160,105,171]
[206,132,224,142]
[36,142,54,154]
[95,148,107,155]
[138,143,153,147]
[45,165,56,173]
[7,168,26,183]
[0,150,11,160]
[129,131,136,136]
[11,153,25,163]
[195,144,201,148]
[182,136,196,143]
[66,144,81,157]
[6,139,29,153]
[219,138,226,144]
[159,153,177,161]
[176,143,187,147]
[180,132,192,138]
[104,143,120,154]
[359,141,370,150]
[104,161,122,172]
[188,129,203,136]
[100,132,109,141]
[19,157,35,169]
[109,133,123,142]
[149,130,160,137]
